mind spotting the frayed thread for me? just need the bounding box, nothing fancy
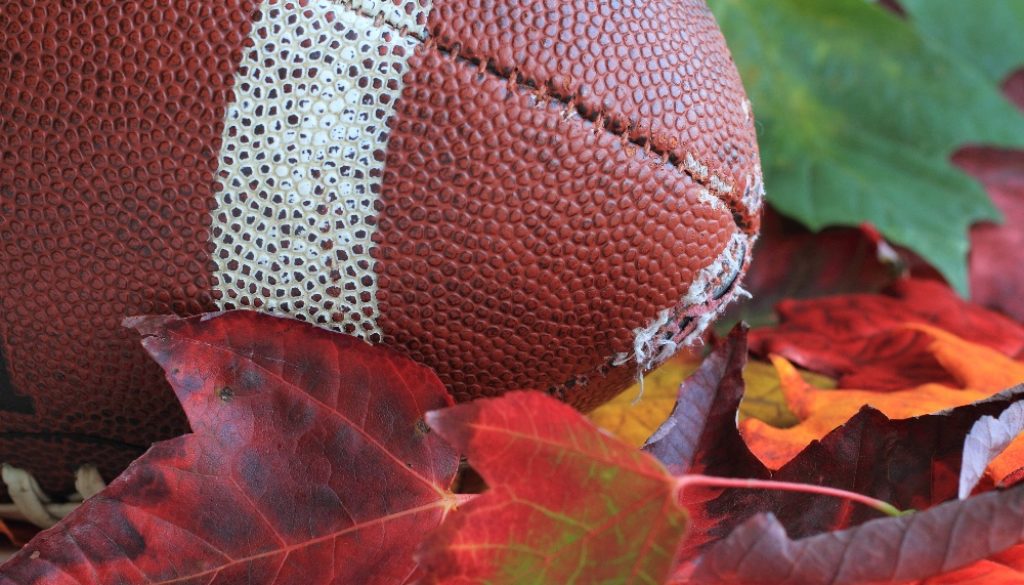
[616,230,753,403]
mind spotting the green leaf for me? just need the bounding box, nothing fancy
[708,0,1024,293]
[901,0,1024,84]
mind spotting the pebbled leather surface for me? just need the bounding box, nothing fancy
[0,0,762,495]
[374,44,737,407]
[0,0,259,494]
[426,0,762,229]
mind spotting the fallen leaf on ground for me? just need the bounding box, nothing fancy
[750,278,1024,390]
[642,327,769,559]
[0,312,460,584]
[419,391,688,584]
[920,544,1024,584]
[707,0,1024,292]
[593,350,829,447]
[738,360,832,428]
[960,401,1024,498]
[641,327,1024,584]
[955,147,1024,323]
[901,0,1024,86]
[721,207,904,330]
[744,323,1024,468]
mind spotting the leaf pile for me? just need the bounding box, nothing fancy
[3,0,1024,581]
[4,299,1024,583]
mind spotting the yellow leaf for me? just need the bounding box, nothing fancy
[589,355,700,448]
[738,360,834,427]
[591,353,835,447]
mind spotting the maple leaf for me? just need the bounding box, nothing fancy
[749,278,1024,391]
[644,328,1024,555]
[901,0,1024,86]
[0,312,460,584]
[418,391,689,584]
[744,323,1024,468]
[708,0,1024,292]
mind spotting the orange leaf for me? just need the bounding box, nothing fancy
[742,325,1024,469]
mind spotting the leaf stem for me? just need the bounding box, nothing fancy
[675,475,907,517]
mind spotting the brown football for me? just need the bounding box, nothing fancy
[0,0,763,497]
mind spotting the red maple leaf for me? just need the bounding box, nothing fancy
[418,391,690,584]
[749,278,1024,390]
[0,312,460,584]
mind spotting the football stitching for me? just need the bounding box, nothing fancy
[230,1,756,402]
[330,0,743,221]
[327,0,754,396]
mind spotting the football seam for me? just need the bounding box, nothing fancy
[323,1,753,392]
[331,0,743,221]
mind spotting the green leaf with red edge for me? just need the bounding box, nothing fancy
[749,278,1024,390]
[0,311,460,584]
[418,391,688,585]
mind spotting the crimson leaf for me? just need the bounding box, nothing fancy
[0,312,459,584]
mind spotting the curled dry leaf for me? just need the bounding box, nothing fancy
[0,312,460,584]
[640,326,1024,583]
[749,278,1024,391]
[418,391,689,585]
[744,323,1024,468]
[960,401,1024,498]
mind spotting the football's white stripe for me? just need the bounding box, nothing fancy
[210,0,426,341]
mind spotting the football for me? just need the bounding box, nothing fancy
[0,0,763,497]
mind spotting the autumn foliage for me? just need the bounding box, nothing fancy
[2,1,1023,583]
[0,284,1022,584]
